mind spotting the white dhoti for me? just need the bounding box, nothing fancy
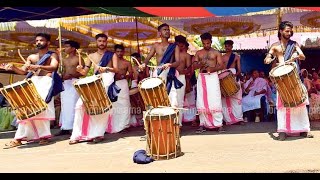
[70,72,114,141]
[196,73,223,129]
[168,74,186,126]
[276,90,310,134]
[220,68,244,125]
[183,85,197,122]
[14,76,55,141]
[59,78,79,130]
[106,79,131,133]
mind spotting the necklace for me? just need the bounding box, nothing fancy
[280,41,287,53]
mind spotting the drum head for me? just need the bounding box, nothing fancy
[129,88,139,95]
[4,80,28,88]
[149,107,176,116]
[140,77,162,89]
[218,71,231,79]
[74,75,99,85]
[271,64,294,77]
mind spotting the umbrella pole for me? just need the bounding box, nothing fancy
[58,20,63,75]
[135,17,140,54]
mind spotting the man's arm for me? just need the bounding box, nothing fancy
[264,46,276,64]
[127,62,134,80]
[192,52,202,69]
[236,55,241,76]
[295,42,306,61]
[76,55,92,76]
[184,54,192,74]
[141,44,156,68]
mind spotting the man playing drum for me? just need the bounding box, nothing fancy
[220,40,245,125]
[264,21,313,140]
[193,32,225,133]
[70,33,118,144]
[55,40,84,136]
[3,33,62,148]
[138,23,182,109]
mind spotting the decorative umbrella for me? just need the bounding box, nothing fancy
[183,16,261,36]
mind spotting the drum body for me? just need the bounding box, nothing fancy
[269,62,307,107]
[218,70,240,97]
[144,107,181,160]
[129,88,145,115]
[138,77,170,108]
[74,75,112,115]
[0,79,47,120]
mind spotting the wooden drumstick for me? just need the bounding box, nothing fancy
[85,52,98,67]
[158,105,188,111]
[147,65,157,68]
[76,49,82,67]
[17,49,27,63]
[131,56,141,66]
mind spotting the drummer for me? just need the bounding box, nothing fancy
[55,40,84,136]
[3,33,62,149]
[220,40,245,126]
[264,21,313,140]
[193,32,225,133]
[70,33,118,145]
[130,52,149,88]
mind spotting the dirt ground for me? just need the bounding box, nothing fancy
[1,121,320,173]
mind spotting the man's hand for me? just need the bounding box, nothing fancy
[4,63,13,71]
[138,63,146,71]
[98,66,109,74]
[254,91,260,96]
[27,65,40,71]
[162,63,171,70]
[76,65,83,73]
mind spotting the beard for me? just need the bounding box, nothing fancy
[36,44,47,50]
[98,45,106,50]
[282,34,290,40]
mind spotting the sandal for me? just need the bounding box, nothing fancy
[39,139,49,145]
[4,140,23,149]
[196,127,206,134]
[69,140,79,145]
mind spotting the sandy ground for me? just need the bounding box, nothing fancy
[1,121,320,173]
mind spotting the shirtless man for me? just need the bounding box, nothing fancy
[109,44,133,133]
[4,33,60,148]
[139,23,180,81]
[70,33,118,144]
[56,40,84,136]
[220,40,244,126]
[264,21,313,140]
[193,32,225,133]
[174,35,192,126]
[130,52,149,88]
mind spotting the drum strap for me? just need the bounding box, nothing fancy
[226,53,236,70]
[284,40,303,81]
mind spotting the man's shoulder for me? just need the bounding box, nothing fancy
[271,42,280,48]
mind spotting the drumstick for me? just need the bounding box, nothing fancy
[158,105,188,111]
[76,49,82,67]
[85,52,98,67]
[131,56,141,66]
[17,49,27,63]
[147,65,157,68]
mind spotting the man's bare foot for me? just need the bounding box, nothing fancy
[4,140,23,149]
[39,139,49,145]
[239,121,245,126]
[69,140,79,145]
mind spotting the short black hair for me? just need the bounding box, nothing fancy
[224,40,234,46]
[200,32,212,41]
[131,52,141,58]
[95,33,108,40]
[278,21,293,40]
[64,40,80,49]
[250,69,259,75]
[158,23,169,31]
[114,44,125,51]
[175,35,189,47]
[35,33,51,41]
